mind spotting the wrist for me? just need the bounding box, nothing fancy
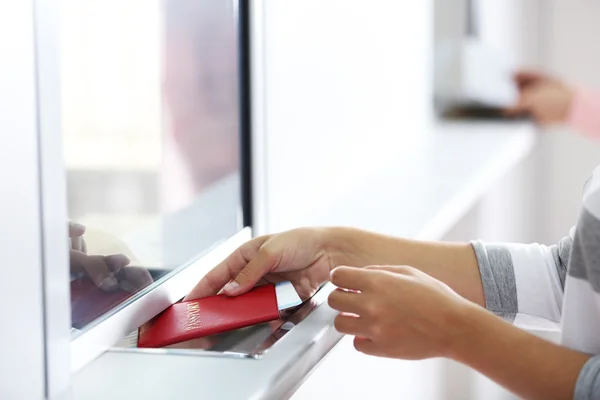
[445,302,590,400]
[322,227,371,269]
[446,303,507,363]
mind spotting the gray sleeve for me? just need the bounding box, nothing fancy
[471,241,518,318]
[575,356,600,400]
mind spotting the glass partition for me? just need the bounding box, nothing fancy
[60,0,245,335]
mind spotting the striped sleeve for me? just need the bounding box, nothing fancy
[471,239,566,325]
[575,356,600,400]
[561,168,600,399]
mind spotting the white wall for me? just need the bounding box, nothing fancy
[536,0,600,244]
[256,0,433,234]
[445,0,600,246]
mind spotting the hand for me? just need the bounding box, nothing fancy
[185,228,335,301]
[506,70,574,125]
[328,265,475,360]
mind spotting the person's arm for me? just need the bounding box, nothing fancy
[325,227,486,306]
[452,305,594,400]
[327,227,570,322]
[455,183,600,399]
[568,89,600,139]
[326,240,595,400]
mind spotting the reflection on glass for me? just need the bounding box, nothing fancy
[61,0,243,335]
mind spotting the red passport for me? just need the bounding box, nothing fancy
[138,284,282,348]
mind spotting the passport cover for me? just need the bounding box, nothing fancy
[137,284,280,348]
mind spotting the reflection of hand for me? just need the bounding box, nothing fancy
[68,220,153,292]
[70,250,130,291]
[116,266,154,293]
[506,70,574,125]
[328,265,473,360]
[185,228,336,301]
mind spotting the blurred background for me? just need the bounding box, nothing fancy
[246,0,600,247]
[59,0,600,247]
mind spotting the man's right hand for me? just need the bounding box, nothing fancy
[184,228,337,301]
[506,70,574,125]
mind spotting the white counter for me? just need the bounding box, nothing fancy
[269,120,536,240]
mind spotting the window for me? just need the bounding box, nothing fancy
[61,0,248,335]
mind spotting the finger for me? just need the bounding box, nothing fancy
[85,256,120,291]
[333,314,368,336]
[327,288,365,314]
[330,266,373,291]
[104,254,130,273]
[184,236,269,300]
[225,246,281,295]
[118,267,154,292]
[70,251,119,291]
[68,221,86,237]
[353,337,383,356]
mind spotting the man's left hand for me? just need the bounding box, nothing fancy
[328,265,476,360]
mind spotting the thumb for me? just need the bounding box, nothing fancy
[223,247,280,296]
[68,221,86,237]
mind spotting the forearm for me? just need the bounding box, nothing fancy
[326,227,485,307]
[452,306,590,400]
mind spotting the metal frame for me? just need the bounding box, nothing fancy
[249,0,270,236]
[34,0,72,397]
[0,1,49,398]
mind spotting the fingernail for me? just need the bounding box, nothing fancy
[223,281,240,294]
